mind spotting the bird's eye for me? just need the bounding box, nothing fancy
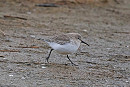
[78,37,80,40]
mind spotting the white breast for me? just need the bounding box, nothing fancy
[47,41,80,54]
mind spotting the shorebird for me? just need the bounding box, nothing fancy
[44,33,89,65]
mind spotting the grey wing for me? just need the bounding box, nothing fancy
[48,34,70,45]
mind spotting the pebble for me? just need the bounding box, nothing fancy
[27,12,31,14]
[9,75,13,77]
[30,35,35,38]
[21,77,25,80]
[41,66,46,69]
[106,48,111,50]
[125,80,129,83]
[126,46,129,47]
[83,29,87,32]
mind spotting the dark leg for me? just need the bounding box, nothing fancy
[46,49,53,63]
[67,55,77,66]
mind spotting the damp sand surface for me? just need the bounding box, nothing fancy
[0,0,130,87]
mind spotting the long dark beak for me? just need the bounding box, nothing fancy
[80,39,89,46]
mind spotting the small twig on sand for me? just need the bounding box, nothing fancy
[0,29,6,35]
[114,0,120,4]
[3,15,27,20]
[35,3,59,7]
[0,55,4,57]
[16,46,39,48]
[0,50,20,52]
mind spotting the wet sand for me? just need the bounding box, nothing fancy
[0,0,130,87]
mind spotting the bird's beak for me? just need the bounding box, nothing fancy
[80,39,89,46]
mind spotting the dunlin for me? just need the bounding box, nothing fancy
[44,33,89,65]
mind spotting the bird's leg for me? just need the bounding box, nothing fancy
[46,49,53,63]
[67,55,78,66]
